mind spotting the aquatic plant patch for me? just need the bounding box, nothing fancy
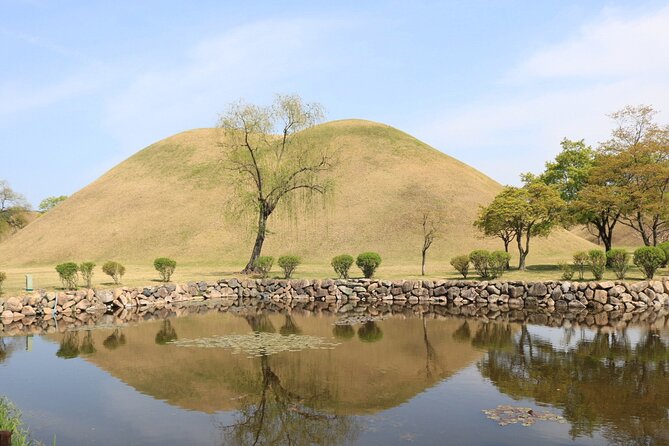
[482,405,566,427]
[168,332,340,357]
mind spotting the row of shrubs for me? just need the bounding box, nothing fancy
[253,252,383,279]
[449,250,511,279]
[53,258,177,290]
[560,246,668,281]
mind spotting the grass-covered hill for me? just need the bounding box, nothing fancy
[0,119,594,269]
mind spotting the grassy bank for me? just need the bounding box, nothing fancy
[0,397,50,446]
[0,261,664,297]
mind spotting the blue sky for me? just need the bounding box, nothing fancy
[2,0,669,207]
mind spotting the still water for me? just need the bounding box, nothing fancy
[1,308,668,445]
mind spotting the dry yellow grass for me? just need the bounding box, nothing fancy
[0,119,596,289]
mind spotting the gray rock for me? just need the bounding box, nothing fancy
[528,283,547,297]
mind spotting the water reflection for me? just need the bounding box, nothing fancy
[220,316,360,445]
[478,325,669,445]
[102,329,126,350]
[155,320,178,345]
[1,306,667,445]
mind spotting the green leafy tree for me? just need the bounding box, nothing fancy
[600,105,669,246]
[218,94,335,274]
[331,254,354,279]
[356,252,381,278]
[528,138,596,202]
[477,183,564,270]
[474,204,514,266]
[153,257,177,282]
[0,271,5,294]
[55,262,79,289]
[0,180,30,237]
[79,262,96,288]
[38,195,68,212]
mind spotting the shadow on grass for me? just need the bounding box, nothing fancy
[525,264,561,272]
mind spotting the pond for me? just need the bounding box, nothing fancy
[1,304,668,445]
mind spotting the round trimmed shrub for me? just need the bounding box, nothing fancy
[253,256,274,278]
[278,255,300,279]
[102,261,126,285]
[450,255,470,279]
[331,254,354,279]
[558,262,574,280]
[573,251,589,280]
[79,262,96,288]
[356,252,382,278]
[469,250,491,279]
[658,241,669,267]
[55,262,79,289]
[606,249,630,280]
[633,246,666,279]
[588,250,606,280]
[489,251,511,278]
[154,257,177,282]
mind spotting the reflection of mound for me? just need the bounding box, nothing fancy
[48,312,487,414]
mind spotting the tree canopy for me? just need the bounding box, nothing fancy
[476,182,564,270]
[218,94,336,273]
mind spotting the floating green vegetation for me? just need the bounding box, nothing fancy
[169,332,341,358]
[334,314,387,326]
[482,405,566,427]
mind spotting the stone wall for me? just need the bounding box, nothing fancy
[1,278,668,328]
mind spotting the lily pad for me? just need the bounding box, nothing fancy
[482,405,565,427]
[168,332,341,357]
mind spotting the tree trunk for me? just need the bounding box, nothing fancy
[243,206,269,274]
[421,249,426,276]
[503,239,511,269]
[517,230,529,271]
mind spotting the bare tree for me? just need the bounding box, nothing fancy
[218,95,335,274]
[421,212,437,276]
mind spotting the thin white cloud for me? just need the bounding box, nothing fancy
[0,69,105,117]
[515,6,669,80]
[102,18,346,153]
[419,5,669,186]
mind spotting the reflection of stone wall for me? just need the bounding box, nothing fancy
[1,278,668,330]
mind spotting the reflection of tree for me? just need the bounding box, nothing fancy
[471,322,513,351]
[103,329,127,350]
[155,320,178,345]
[245,314,275,333]
[332,325,355,340]
[80,331,96,355]
[452,321,471,343]
[279,315,301,336]
[422,318,438,378]
[0,337,17,363]
[357,321,383,343]
[479,326,669,445]
[221,316,360,445]
[56,332,80,359]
